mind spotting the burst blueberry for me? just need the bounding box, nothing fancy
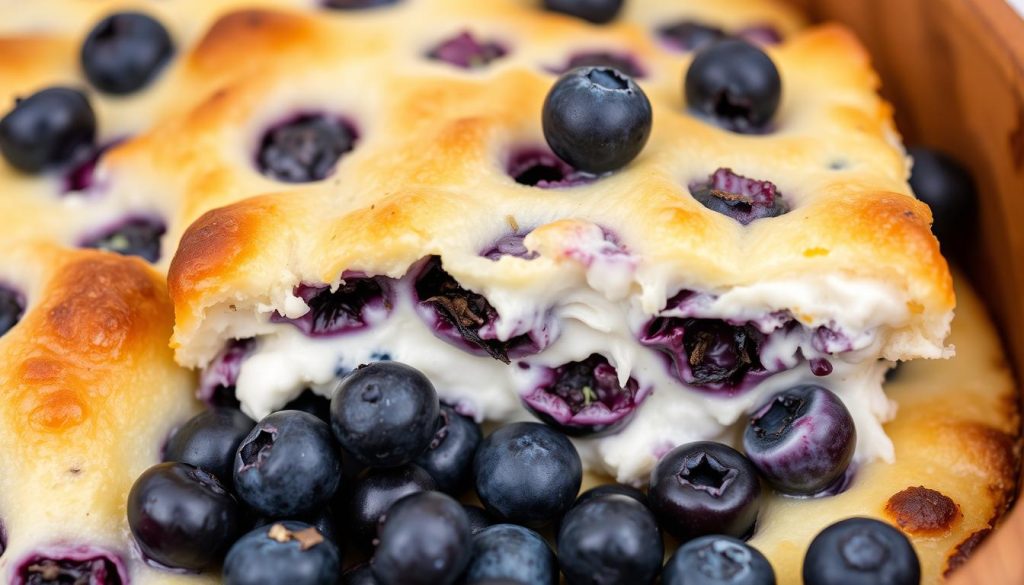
[81,216,167,263]
[427,31,506,69]
[164,407,254,485]
[81,12,174,94]
[0,87,96,173]
[663,535,776,585]
[688,168,787,224]
[803,518,920,585]
[465,524,558,585]
[558,494,663,585]
[258,114,356,183]
[414,404,482,494]
[544,0,624,24]
[224,522,340,585]
[371,492,472,585]
[348,464,436,545]
[685,39,781,133]
[640,315,767,390]
[273,278,392,336]
[16,553,124,585]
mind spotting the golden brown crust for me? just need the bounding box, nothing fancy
[885,486,962,535]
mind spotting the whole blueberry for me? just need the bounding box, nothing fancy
[127,462,241,570]
[574,483,648,508]
[743,385,855,496]
[648,441,762,541]
[348,464,436,545]
[543,0,624,24]
[473,422,582,526]
[81,12,174,94]
[463,504,495,535]
[558,494,663,585]
[466,524,557,585]
[343,564,380,584]
[0,87,96,173]
[685,39,781,133]
[224,521,340,585]
[543,66,652,174]
[331,361,440,468]
[234,410,342,517]
[371,491,472,585]
[907,147,977,250]
[663,535,776,585]
[164,408,254,485]
[414,404,482,494]
[803,518,920,585]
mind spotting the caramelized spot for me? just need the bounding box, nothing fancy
[944,528,991,577]
[190,9,316,73]
[884,486,961,535]
[28,389,86,432]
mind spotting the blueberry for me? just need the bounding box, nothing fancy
[687,168,787,225]
[640,316,767,389]
[371,492,472,585]
[803,518,920,585]
[685,39,781,133]
[663,535,776,585]
[348,465,436,545]
[0,285,25,337]
[427,31,507,70]
[907,147,977,250]
[648,441,762,541]
[465,524,557,585]
[543,66,652,174]
[127,462,241,570]
[473,422,582,526]
[743,385,855,496]
[558,494,663,585]
[574,483,648,508]
[252,507,340,551]
[224,521,340,585]
[553,52,645,78]
[281,389,332,422]
[80,216,167,263]
[463,504,496,535]
[164,408,255,485]
[659,21,726,52]
[81,12,174,94]
[507,149,593,188]
[414,404,482,494]
[272,278,392,337]
[543,0,624,24]
[343,564,380,584]
[234,410,342,517]
[0,87,96,173]
[16,554,124,585]
[331,361,439,468]
[258,114,356,183]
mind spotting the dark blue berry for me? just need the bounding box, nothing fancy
[252,506,340,551]
[272,278,392,337]
[544,0,624,24]
[414,404,482,494]
[224,521,340,585]
[743,385,855,496]
[281,389,331,423]
[466,524,557,585]
[473,422,582,527]
[0,285,25,337]
[463,504,496,535]
[552,52,645,78]
[907,147,977,250]
[81,216,167,263]
[663,535,776,585]
[803,518,920,585]
[574,483,648,508]
[127,462,241,570]
[685,39,781,133]
[0,87,96,173]
[688,168,787,225]
[648,441,762,541]
[164,407,254,485]
[343,564,380,585]
[371,492,472,585]
[640,316,766,390]
[659,21,726,52]
[81,12,174,94]
[348,465,436,545]
[558,494,663,585]
[331,361,439,468]
[543,66,652,174]
[234,410,342,517]
[258,114,356,183]
[507,149,592,188]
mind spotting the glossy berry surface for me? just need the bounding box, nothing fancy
[803,518,920,585]
[127,462,241,570]
[224,522,340,585]
[258,114,356,182]
[640,315,766,391]
[234,410,342,517]
[414,404,482,494]
[0,285,24,338]
[81,216,167,263]
[907,147,977,249]
[348,465,436,545]
[331,361,439,468]
[663,535,776,585]
[743,385,856,496]
[81,12,174,94]
[543,66,652,174]
[466,524,557,585]
[543,0,624,24]
[558,494,663,585]
[0,87,96,173]
[164,407,254,485]
[473,422,582,526]
[371,491,472,585]
[685,39,781,133]
[574,483,648,508]
[688,168,787,225]
[648,441,762,541]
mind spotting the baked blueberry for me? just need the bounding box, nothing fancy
[257,114,356,183]
[164,408,254,485]
[348,465,436,545]
[273,278,392,337]
[482,231,538,260]
[127,462,241,570]
[648,441,762,541]
[198,338,254,407]
[574,483,648,508]
[507,148,593,188]
[234,410,342,517]
[687,168,787,224]
[465,524,558,585]
[743,385,856,496]
[907,147,977,250]
[543,66,652,174]
[80,216,167,263]
[224,522,340,585]
[558,494,663,585]
[803,518,920,585]
[81,12,174,94]
[544,0,624,24]
[16,552,125,585]
[685,39,781,133]
[427,31,507,69]
[414,404,482,494]
[473,422,582,526]
[343,564,380,584]
[0,285,25,338]
[663,535,776,585]
[552,52,645,78]
[0,87,96,173]
[331,361,439,468]
[324,0,399,9]
[659,21,726,52]
[371,492,472,585]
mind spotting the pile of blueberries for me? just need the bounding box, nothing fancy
[132,360,921,585]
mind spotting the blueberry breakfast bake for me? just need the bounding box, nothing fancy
[0,0,1017,584]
